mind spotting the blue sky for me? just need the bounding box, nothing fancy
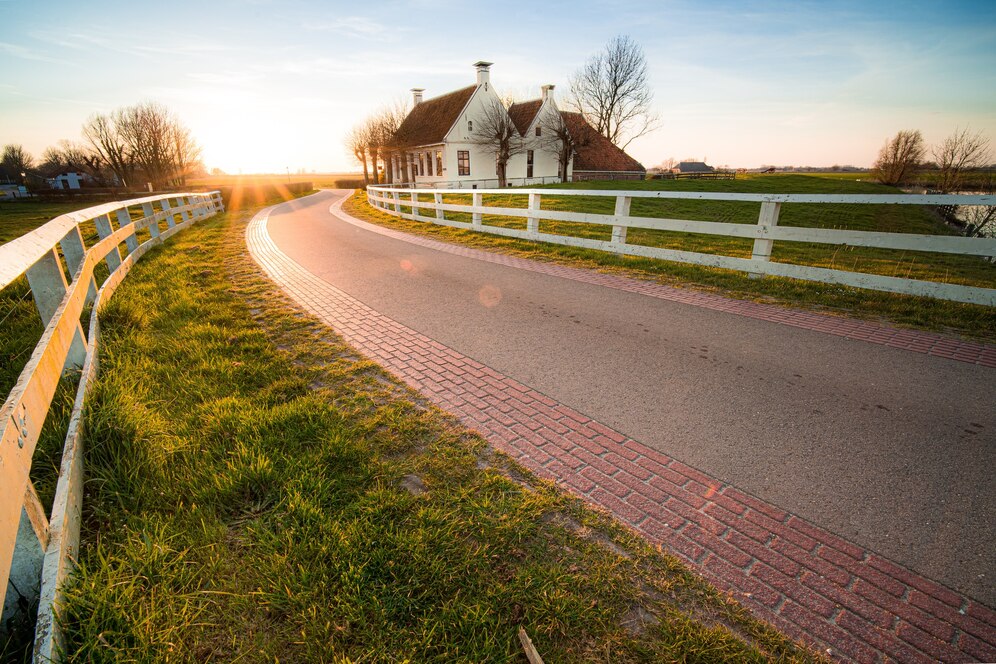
[1,0,994,172]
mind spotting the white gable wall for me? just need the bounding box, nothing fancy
[505,96,570,183]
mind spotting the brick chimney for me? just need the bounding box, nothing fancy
[541,84,555,101]
[474,61,493,87]
[411,88,424,106]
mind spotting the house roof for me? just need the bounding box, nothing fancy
[677,161,713,173]
[507,99,543,136]
[561,112,646,173]
[392,85,476,148]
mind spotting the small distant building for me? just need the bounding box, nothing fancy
[0,184,29,199]
[46,172,90,190]
[675,161,715,174]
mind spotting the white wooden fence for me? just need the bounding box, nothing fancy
[0,191,224,661]
[366,185,996,306]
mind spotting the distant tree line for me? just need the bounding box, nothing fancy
[873,127,991,192]
[1,102,203,190]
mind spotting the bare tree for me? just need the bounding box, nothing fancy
[346,122,371,184]
[568,35,659,149]
[83,112,133,186]
[472,96,525,187]
[873,130,926,186]
[1,144,34,182]
[168,121,202,187]
[111,102,200,188]
[116,103,176,188]
[932,127,991,193]
[655,157,677,172]
[373,100,410,184]
[539,111,592,183]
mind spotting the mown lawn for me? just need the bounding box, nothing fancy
[0,201,824,663]
[347,175,995,341]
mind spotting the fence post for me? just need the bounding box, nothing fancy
[177,197,191,222]
[25,248,88,370]
[161,198,176,228]
[116,208,138,254]
[434,192,444,221]
[410,192,419,220]
[472,192,483,230]
[750,201,781,277]
[59,227,97,306]
[142,202,160,238]
[94,214,123,272]
[393,191,401,214]
[612,196,632,250]
[2,486,48,629]
[527,193,541,237]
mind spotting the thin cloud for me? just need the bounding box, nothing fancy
[303,16,397,37]
[0,41,76,66]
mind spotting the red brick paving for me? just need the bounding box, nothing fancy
[248,204,996,662]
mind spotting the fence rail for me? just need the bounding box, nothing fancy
[366,185,996,305]
[0,191,224,661]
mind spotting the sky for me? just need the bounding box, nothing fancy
[1,0,995,173]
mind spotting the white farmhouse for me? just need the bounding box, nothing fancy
[389,62,644,188]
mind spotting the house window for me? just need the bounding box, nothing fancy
[427,150,434,176]
[468,120,473,133]
[436,150,443,175]
[527,150,534,178]
[535,126,541,137]
[458,150,470,176]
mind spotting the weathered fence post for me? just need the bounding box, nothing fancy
[58,226,97,306]
[612,196,632,252]
[94,215,122,272]
[161,198,176,228]
[393,191,401,214]
[116,208,138,254]
[750,200,781,277]
[527,193,541,237]
[2,486,48,630]
[25,248,88,370]
[142,202,160,238]
[410,192,419,220]
[472,192,483,230]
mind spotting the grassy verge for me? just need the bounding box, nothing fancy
[19,199,826,662]
[344,175,995,341]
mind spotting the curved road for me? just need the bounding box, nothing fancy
[265,190,995,606]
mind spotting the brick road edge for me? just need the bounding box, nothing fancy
[246,200,996,664]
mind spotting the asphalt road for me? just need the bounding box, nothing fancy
[266,190,995,605]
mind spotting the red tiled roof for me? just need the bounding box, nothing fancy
[392,86,476,148]
[507,99,542,136]
[561,112,645,172]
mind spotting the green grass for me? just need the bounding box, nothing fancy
[3,200,826,663]
[348,175,995,341]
